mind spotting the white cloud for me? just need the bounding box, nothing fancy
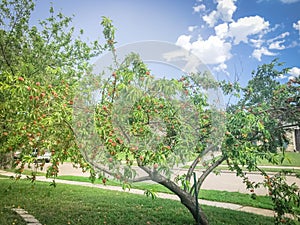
[289,67,300,77]
[213,63,229,76]
[215,23,228,39]
[192,36,232,64]
[217,0,237,21]
[176,35,192,50]
[176,34,232,65]
[266,32,289,50]
[249,38,265,48]
[268,32,290,42]
[287,40,300,48]
[269,24,281,33]
[193,4,206,13]
[228,16,270,44]
[203,11,218,27]
[252,47,277,61]
[293,20,300,36]
[280,0,300,3]
[188,25,198,32]
[269,40,286,50]
[203,0,237,27]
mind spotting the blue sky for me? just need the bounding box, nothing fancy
[32,0,300,83]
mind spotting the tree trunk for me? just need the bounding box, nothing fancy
[153,176,209,225]
[0,152,13,169]
[179,192,209,225]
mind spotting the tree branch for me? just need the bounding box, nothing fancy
[195,155,226,194]
[116,122,131,144]
[130,175,152,182]
[186,145,215,185]
[0,41,15,76]
[88,160,116,177]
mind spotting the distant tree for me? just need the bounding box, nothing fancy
[0,0,104,175]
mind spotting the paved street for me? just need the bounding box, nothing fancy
[40,162,300,196]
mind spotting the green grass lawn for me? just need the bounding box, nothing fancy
[0,178,275,225]
[184,152,300,174]
[55,175,274,210]
[257,152,300,167]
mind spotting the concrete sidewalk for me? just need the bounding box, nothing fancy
[0,169,275,218]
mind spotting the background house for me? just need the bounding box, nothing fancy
[286,127,300,152]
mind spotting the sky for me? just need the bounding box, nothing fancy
[31,0,300,84]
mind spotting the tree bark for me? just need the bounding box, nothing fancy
[180,194,209,225]
[150,172,209,225]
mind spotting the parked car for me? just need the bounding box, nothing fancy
[32,149,51,163]
[13,149,51,163]
[13,151,21,159]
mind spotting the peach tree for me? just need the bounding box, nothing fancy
[73,19,300,225]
